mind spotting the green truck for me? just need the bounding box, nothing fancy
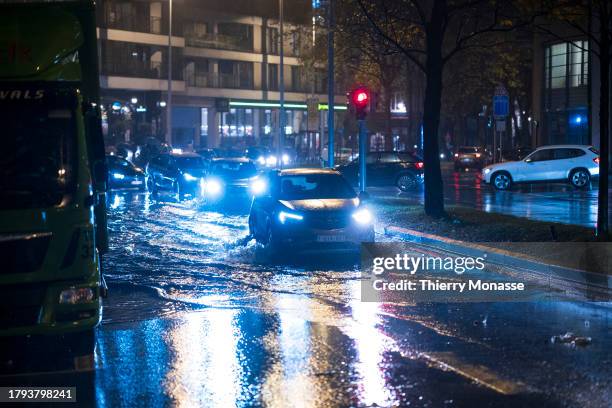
[0,0,108,351]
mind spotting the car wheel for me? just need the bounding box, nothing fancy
[173,181,182,201]
[147,176,158,196]
[262,220,279,255]
[492,172,512,190]
[396,173,417,192]
[248,215,257,239]
[570,168,590,188]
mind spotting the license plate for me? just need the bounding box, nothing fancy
[131,180,143,185]
[316,235,347,243]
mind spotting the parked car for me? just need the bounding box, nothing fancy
[201,158,260,203]
[106,155,145,190]
[248,168,374,254]
[454,146,486,170]
[482,145,600,190]
[145,152,206,199]
[336,151,424,192]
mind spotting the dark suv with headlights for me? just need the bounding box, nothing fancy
[106,155,145,190]
[146,152,206,199]
[249,168,374,254]
[336,151,424,192]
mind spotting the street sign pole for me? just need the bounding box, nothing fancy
[493,85,509,163]
[358,119,367,193]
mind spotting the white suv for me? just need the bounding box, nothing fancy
[482,145,600,190]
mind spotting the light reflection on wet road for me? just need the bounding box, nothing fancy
[2,190,611,407]
[371,165,612,228]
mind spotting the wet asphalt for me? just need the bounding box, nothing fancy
[1,188,611,408]
[370,163,612,228]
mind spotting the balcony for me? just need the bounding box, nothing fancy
[103,14,166,35]
[185,33,253,53]
[186,72,254,90]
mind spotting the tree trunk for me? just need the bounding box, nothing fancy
[596,7,609,239]
[422,0,446,217]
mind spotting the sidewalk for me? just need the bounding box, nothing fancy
[384,224,612,301]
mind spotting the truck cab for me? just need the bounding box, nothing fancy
[0,1,107,350]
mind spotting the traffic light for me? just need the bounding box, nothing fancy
[350,87,369,120]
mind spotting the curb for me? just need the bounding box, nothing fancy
[384,225,612,297]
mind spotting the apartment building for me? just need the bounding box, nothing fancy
[97,0,343,152]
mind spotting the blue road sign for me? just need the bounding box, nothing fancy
[493,95,509,117]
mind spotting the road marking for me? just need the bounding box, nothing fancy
[420,351,529,395]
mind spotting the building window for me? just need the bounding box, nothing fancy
[218,60,254,89]
[291,66,304,92]
[545,41,588,89]
[268,64,279,91]
[220,108,253,138]
[267,27,279,54]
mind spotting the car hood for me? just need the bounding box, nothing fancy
[279,198,359,212]
[484,160,522,172]
[181,168,206,177]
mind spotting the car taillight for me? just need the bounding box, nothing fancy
[475,153,481,158]
[415,162,424,169]
[594,157,600,165]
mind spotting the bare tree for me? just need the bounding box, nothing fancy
[353,0,536,217]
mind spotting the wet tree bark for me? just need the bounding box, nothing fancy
[596,0,609,239]
[422,0,446,217]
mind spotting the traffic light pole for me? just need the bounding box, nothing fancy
[327,0,335,168]
[358,119,367,193]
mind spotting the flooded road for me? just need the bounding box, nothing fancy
[371,164,612,228]
[2,190,611,407]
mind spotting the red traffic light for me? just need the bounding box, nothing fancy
[352,89,369,107]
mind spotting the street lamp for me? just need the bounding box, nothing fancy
[166,0,173,145]
[278,0,285,169]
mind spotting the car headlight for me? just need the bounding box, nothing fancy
[250,178,267,195]
[112,172,125,180]
[483,168,491,174]
[183,172,199,182]
[59,287,95,304]
[266,155,277,166]
[257,156,266,165]
[202,178,222,196]
[282,153,290,165]
[352,208,373,225]
[279,210,303,223]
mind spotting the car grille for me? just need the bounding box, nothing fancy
[0,233,51,275]
[0,284,45,329]
[307,212,350,230]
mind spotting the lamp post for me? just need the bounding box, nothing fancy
[327,0,335,167]
[278,0,285,168]
[166,0,173,145]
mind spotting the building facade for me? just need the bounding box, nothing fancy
[96,0,344,156]
[532,21,610,157]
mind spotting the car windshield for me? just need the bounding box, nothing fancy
[108,157,133,169]
[458,147,480,154]
[0,86,77,209]
[175,156,205,169]
[398,152,422,162]
[210,161,257,178]
[278,173,357,200]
